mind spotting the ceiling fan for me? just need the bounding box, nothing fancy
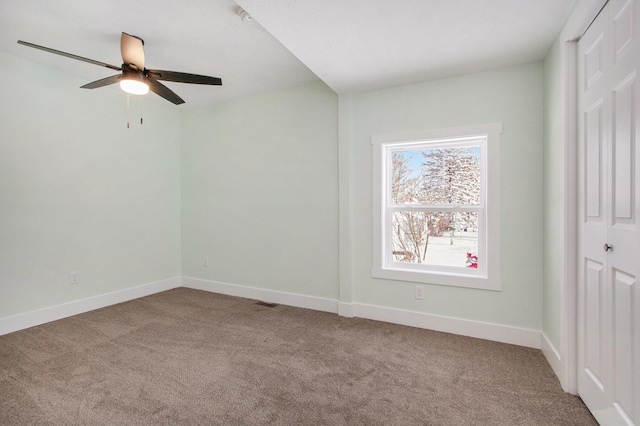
[17,32,222,105]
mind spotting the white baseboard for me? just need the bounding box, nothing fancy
[541,333,563,382]
[2,276,543,351]
[0,277,181,336]
[181,277,339,314]
[184,277,540,349]
[338,302,355,318]
[352,303,542,349]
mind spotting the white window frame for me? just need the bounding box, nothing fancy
[372,123,502,291]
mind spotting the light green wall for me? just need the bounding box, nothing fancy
[542,38,565,352]
[180,82,340,299]
[2,51,547,334]
[0,52,181,318]
[346,63,545,329]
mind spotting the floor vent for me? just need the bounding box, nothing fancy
[255,301,278,308]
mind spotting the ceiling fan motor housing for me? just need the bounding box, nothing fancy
[122,66,147,81]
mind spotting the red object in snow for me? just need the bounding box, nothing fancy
[466,252,478,268]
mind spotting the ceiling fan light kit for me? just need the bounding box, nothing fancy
[17,32,222,105]
[120,79,149,95]
[120,70,149,95]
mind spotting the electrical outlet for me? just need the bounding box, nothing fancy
[414,284,424,300]
[70,271,79,285]
[203,256,209,267]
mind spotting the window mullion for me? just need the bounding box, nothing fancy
[389,205,482,212]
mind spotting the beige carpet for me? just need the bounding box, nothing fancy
[1,288,596,425]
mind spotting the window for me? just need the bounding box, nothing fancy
[372,123,502,290]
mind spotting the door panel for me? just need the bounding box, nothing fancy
[585,34,606,90]
[612,269,635,422]
[585,259,606,390]
[578,0,639,424]
[578,4,610,414]
[586,101,606,219]
[613,0,635,59]
[612,76,635,221]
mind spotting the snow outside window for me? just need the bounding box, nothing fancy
[372,124,502,291]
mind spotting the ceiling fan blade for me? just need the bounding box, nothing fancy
[146,77,185,105]
[80,74,122,89]
[120,32,145,70]
[147,69,222,85]
[17,40,122,71]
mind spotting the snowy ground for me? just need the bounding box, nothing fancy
[396,232,478,267]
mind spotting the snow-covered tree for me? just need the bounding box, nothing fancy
[421,147,480,205]
[391,152,437,262]
[391,152,425,261]
[390,147,480,262]
[421,147,480,244]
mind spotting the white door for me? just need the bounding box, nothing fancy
[577,0,640,424]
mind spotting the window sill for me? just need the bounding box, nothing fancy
[372,265,502,291]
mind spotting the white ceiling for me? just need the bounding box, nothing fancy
[0,0,576,108]
[237,0,578,94]
[0,0,318,108]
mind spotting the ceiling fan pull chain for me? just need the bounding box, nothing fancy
[126,93,130,129]
[140,100,143,125]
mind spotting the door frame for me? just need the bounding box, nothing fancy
[558,0,608,394]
